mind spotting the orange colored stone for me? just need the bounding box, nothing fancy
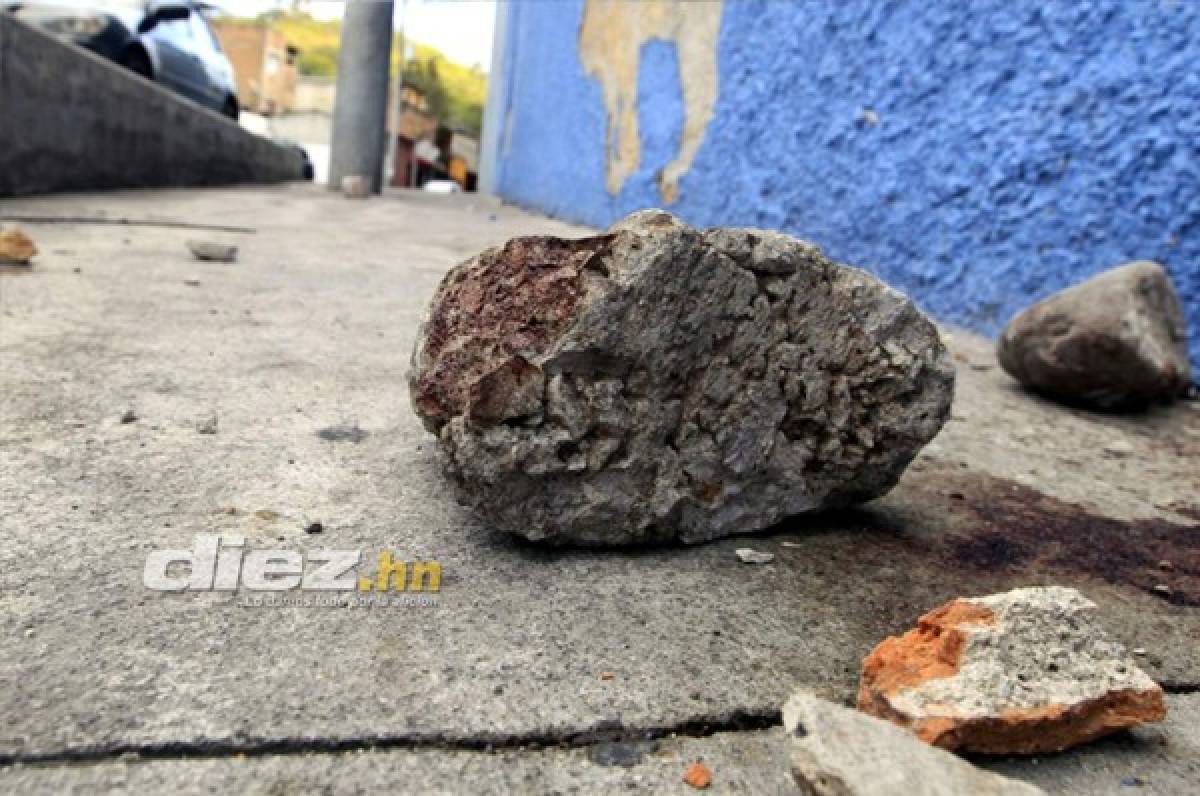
[0,227,37,265]
[682,761,712,789]
[858,590,1167,754]
[859,599,994,708]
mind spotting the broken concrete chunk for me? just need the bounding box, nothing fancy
[784,691,1044,796]
[409,210,954,545]
[857,586,1166,754]
[997,262,1192,409]
[187,240,238,263]
[0,226,37,264]
[342,175,370,199]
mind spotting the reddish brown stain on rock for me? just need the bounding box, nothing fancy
[413,235,612,429]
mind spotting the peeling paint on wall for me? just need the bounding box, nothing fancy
[579,0,721,203]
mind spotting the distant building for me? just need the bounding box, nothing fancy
[212,19,299,116]
[293,76,336,115]
[390,85,478,191]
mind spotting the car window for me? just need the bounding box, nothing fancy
[153,18,193,48]
[191,13,221,53]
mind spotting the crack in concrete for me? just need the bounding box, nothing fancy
[1162,681,1200,694]
[0,215,256,234]
[0,709,781,769]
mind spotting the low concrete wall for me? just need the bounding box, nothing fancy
[0,14,305,197]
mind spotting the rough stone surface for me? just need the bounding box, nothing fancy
[783,690,1044,795]
[0,226,36,264]
[186,240,238,263]
[409,209,954,545]
[998,262,1192,410]
[858,586,1167,755]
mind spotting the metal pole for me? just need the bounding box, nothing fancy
[328,0,394,193]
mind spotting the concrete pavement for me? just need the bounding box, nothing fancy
[1,186,1198,792]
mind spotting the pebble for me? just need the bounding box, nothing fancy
[682,761,712,789]
[735,548,775,564]
[588,741,655,768]
[0,226,37,265]
[1103,439,1135,458]
[186,240,238,263]
[341,175,370,199]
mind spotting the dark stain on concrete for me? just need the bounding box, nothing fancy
[770,468,1200,607]
[317,424,368,443]
[939,475,1200,606]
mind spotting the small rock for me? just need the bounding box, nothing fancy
[305,522,324,535]
[858,586,1166,754]
[410,210,953,545]
[197,412,219,435]
[589,741,655,768]
[1103,439,1134,458]
[120,409,138,424]
[187,240,238,263]
[682,761,712,789]
[317,424,367,443]
[0,226,37,265]
[342,175,370,199]
[735,548,775,564]
[997,262,1192,409]
[1153,584,1171,597]
[598,671,616,680]
[784,690,1044,795]
[1133,647,1147,657]
[1158,560,1174,572]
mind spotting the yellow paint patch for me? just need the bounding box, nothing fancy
[579,0,723,203]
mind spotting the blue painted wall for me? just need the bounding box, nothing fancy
[489,0,1200,371]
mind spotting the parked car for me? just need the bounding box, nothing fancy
[4,0,240,118]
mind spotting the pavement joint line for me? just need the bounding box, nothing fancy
[1161,682,1200,695]
[0,215,257,234]
[0,709,782,769]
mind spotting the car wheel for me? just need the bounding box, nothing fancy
[120,47,152,80]
[222,97,239,121]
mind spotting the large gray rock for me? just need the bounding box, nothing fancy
[997,261,1192,409]
[858,586,1167,755]
[783,691,1045,795]
[409,210,954,545]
